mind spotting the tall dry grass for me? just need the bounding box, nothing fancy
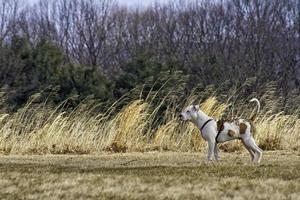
[0,93,299,154]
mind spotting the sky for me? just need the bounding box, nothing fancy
[117,0,169,7]
[27,0,170,7]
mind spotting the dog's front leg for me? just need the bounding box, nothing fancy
[207,141,215,161]
[214,144,220,161]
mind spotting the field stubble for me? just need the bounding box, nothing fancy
[0,151,299,199]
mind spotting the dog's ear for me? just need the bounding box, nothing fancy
[193,105,200,111]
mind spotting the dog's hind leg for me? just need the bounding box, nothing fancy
[250,137,263,163]
[241,139,255,162]
[244,137,263,163]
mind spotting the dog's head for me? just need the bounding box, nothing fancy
[179,105,200,121]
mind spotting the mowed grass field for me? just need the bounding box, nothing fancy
[0,151,299,200]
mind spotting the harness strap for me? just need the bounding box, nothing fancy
[215,127,222,143]
[200,119,222,143]
[200,119,214,132]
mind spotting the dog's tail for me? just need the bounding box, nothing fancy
[249,98,260,121]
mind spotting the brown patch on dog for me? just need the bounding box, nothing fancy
[227,130,235,137]
[239,123,247,134]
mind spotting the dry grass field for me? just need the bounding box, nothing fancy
[0,151,299,200]
[0,96,299,154]
[0,0,299,199]
[0,95,299,199]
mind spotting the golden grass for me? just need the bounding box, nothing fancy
[257,113,300,151]
[0,95,299,154]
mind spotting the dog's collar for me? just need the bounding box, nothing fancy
[200,118,214,132]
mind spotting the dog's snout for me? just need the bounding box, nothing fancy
[179,114,183,120]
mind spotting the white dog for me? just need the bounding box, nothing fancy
[180,98,262,163]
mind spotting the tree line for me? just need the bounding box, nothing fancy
[0,0,299,113]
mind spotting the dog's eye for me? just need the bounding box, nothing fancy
[187,110,190,113]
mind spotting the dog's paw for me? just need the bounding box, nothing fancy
[203,159,214,165]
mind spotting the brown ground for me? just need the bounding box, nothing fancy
[0,151,299,200]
